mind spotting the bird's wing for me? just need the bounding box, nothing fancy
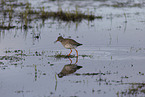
[65,39,82,46]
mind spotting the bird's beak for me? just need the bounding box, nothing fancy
[54,40,58,43]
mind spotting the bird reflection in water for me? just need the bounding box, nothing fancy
[58,57,82,78]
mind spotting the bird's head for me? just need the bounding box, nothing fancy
[54,36,64,43]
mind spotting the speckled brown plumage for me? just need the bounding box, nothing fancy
[55,36,82,56]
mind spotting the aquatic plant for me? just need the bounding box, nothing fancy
[75,72,105,76]
[51,51,93,58]
[54,52,75,58]
[0,56,22,62]
[0,1,102,30]
[118,83,145,96]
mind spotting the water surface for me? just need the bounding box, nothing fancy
[0,0,145,97]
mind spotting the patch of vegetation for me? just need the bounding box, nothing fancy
[99,3,143,8]
[32,51,46,56]
[0,56,22,62]
[75,72,105,76]
[0,61,4,65]
[5,50,27,56]
[18,6,101,23]
[50,64,54,66]
[0,25,15,30]
[79,54,93,58]
[121,76,129,79]
[139,72,144,75]
[54,54,76,58]
[0,1,102,30]
[38,10,101,22]
[50,52,93,58]
[118,83,145,96]
[5,50,23,53]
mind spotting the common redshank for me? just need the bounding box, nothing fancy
[54,36,82,57]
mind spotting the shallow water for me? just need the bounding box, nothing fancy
[0,0,145,97]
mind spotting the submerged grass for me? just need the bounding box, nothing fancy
[99,3,143,8]
[5,50,93,59]
[52,52,93,58]
[0,56,22,62]
[80,55,93,58]
[118,83,145,96]
[75,72,105,76]
[54,54,75,58]
[0,25,15,30]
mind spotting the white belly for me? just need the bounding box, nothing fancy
[64,44,76,49]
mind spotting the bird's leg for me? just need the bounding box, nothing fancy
[75,49,78,57]
[68,49,72,56]
[75,57,78,64]
[69,58,72,64]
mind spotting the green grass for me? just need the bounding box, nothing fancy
[0,56,22,61]
[118,83,145,96]
[80,55,93,58]
[54,54,75,58]
[53,52,93,58]
[0,2,102,30]
[0,25,15,30]
[75,73,105,76]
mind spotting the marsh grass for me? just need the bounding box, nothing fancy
[38,5,102,22]
[36,7,101,22]
[5,50,27,56]
[0,1,102,30]
[18,6,99,29]
[99,3,143,8]
[118,83,145,96]
[124,13,127,23]
[54,52,75,58]
[81,55,93,58]
[0,56,22,62]
[0,25,15,30]
[53,52,93,58]
[4,50,93,59]
[54,54,75,58]
[47,10,98,22]
[75,72,105,76]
